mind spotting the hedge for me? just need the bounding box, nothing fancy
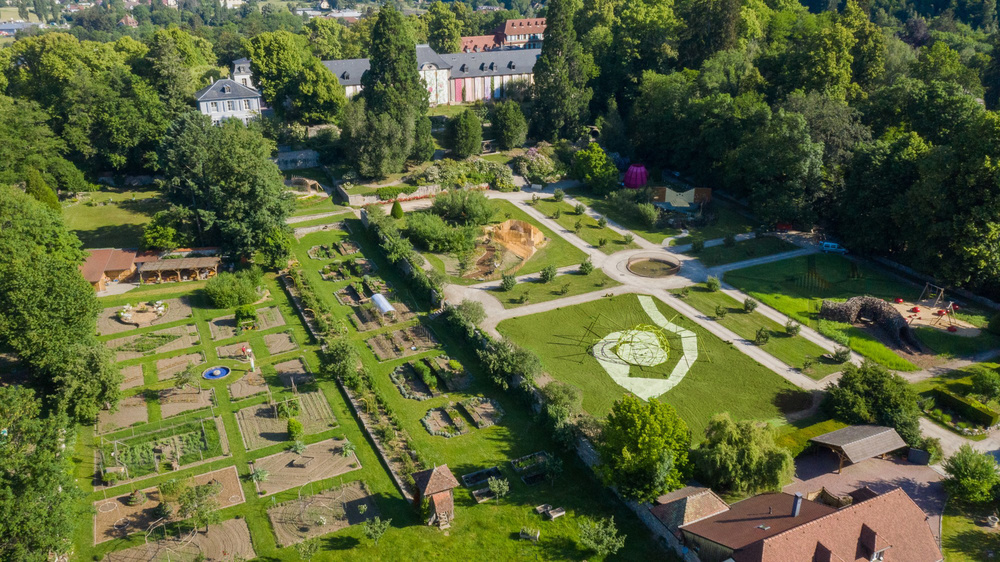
[935,388,1000,427]
[376,185,418,201]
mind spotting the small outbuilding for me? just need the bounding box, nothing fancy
[412,464,460,529]
[810,425,907,473]
[371,293,396,316]
[138,257,221,284]
[80,248,137,291]
[623,164,648,189]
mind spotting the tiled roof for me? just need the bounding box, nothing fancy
[811,426,907,464]
[461,34,502,52]
[736,489,943,562]
[412,465,459,496]
[502,18,545,37]
[194,78,260,102]
[429,490,454,515]
[139,257,220,272]
[681,493,836,551]
[650,486,730,531]
[79,249,136,283]
[323,58,369,87]
[416,44,452,70]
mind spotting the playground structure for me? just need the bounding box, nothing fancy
[888,283,981,337]
[485,219,546,261]
[820,296,920,349]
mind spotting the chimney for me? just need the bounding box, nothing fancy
[792,492,803,517]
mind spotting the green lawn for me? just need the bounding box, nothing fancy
[79,215,670,560]
[0,6,41,21]
[533,198,640,253]
[774,417,848,457]
[64,188,166,248]
[687,236,800,267]
[428,103,477,118]
[942,500,1000,561]
[674,286,844,379]
[488,270,620,309]
[422,199,588,286]
[724,254,922,371]
[284,167,332,185]
[499,294,810,439]
[668,201,755,245]
[567,190,678,245]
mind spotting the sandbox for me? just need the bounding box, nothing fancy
[890,299,981,337]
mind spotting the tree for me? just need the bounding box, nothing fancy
[178,480,222,532]
[911,41,983,96]
[0,96,87,194]
[0,186,120,423]
[501,273,517,291]
[692,413,794,494]
[823,361,922,445]
[390,200,404,219]
[572,142,619,195]
[363,5,427,124]
[0,386,83,561]
[972,367,1000,401]
[578,516,626,558]
[492,100,527,150]
[294,539,319,560]
[677,0,741,67]
[540,264,558,283]
[23,168,59,211]
[411,116,436,162]
[431,189,495,225]
[159,112,292,262]
[579,259,594,275]
[943,444,1000,503]
[250,468,270,482]
[362,516,391,546]
[449,110,483,158]
[477,338,542,390]
[427,1,462,53]
[531,0,593,140]
[305,18,359,60]
[487,476,510,501]
[141,222,179,252]
[245,32,346,123]
[287,417,304,441]
[597,395,690,502]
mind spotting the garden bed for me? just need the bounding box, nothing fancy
[366,325,438,361]
[267,480,377,547]
[97,297,194,336]
[511,451,550,485]
[459,397,505,429]
[155,352,205,380]
[158,387,214,418]
[420,405,469,438]
[428,355,470,391]
[389,362,441,401]
[235,392,337,450]
[252,438,360,496]
[227,370,269,400]
[119,365,144,391]
[98,395,149,434]
[461,466,502,488]
[102,517,256,562]
[107,325,200,362]
[472,487,496,503]
[264,331,299,355]
[209,307,286,341]
[216,341,251,362]
[275,358,314,388]
[98,418,226,481]
[335,284,367,307]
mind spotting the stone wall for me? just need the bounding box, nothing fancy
[819,296,918,348]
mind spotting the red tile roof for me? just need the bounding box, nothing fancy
[681,493,836,551]
[735,488,942,562]
[429,490,454,516]
[502,18,546,37]
[412,465,459,497]
[461,34,502,52]
[79,249,136,283]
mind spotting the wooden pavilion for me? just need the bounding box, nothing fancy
[810,425,907,473]
[412,464,460,529]
[138,257,221,283]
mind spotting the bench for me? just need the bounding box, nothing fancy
[519,527,540,542]
[547,507,566,520]
[534,504,552,515]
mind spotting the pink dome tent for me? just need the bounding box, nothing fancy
[624,164,648,189]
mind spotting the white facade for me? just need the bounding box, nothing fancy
[194,80,263,125]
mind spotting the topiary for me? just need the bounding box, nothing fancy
[390,200,404,219]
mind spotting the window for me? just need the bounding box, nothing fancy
[210,102,219,112]
[244,99,251,110]
[241,78,248,86]
[227,101,235,111]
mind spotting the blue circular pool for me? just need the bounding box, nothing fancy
[202,366,231,380]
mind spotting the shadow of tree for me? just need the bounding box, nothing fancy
[943,528,1000,559]
[74,223,145,249]
[773,388,814,414]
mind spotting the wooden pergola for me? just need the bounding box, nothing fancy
[810,425,908,473]
[139,257,221,283]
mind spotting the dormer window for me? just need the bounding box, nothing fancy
[460,64,467,72]
[342,71,350,79]
[222,85,231,93]
[508,61,515,69]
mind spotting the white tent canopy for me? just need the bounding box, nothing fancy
[372,293,396,315]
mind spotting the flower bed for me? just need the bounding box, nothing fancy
[460,466,502,488]
[420,407,467,438]
[458,396,505,429]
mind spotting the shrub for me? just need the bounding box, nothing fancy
[552,209,562,219]
[235,304,257,326]
[597,216,608,228]
[754,327,771,345]
[785,320,801,336]
[833,347,851,363]
[705,276,720,292]
[375,185,418,201]
[691,239,705,253]
[715,305,728,319]
[624,233,634,244]
[390,200,404,219]
[574,219,583,232]
[501,273,517,292]
[540,265,558,283]
[598,237,608,248]
[579,259,594,275]
[637,203,658,228]
[431,189,495,225]
[743,298,758,313]
[553,188,565,202]
[571,142,619,195]
[205,267,261,308]
[723,233,736,247]
[513,148,557,185]
[287,418,304,441]
[574,203,586,215]
[971,367,1000,400]
[988,312,1000,335]
[935,388,1000,427]
[802,357,815,372]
